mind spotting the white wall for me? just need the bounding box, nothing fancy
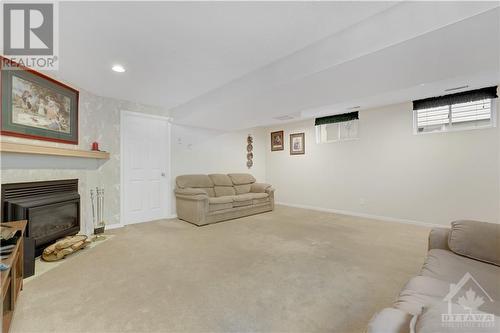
[265,101,499,226]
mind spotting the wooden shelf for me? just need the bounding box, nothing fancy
[0,142,110,159]
[1,220,27,333]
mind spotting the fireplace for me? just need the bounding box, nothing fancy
[1,179,80,277]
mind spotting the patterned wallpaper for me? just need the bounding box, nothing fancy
[1,88,169,234]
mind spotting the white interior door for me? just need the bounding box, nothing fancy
[122,111,170,225]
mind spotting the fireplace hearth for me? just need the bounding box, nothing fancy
[1,179,80,277]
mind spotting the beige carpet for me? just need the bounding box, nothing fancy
[11,205,430,333]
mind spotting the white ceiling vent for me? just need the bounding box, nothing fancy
[445,85,469,92]
[273,115,295,121]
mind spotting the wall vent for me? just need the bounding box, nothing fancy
[273,115,295,121]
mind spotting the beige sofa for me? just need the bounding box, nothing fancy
[368,220,500,333]
[175,173,274,226]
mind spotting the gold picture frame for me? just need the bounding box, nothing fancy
[290,132,305,155]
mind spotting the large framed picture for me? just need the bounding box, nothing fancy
[290,132,305,155]
[1,57,79,144]
[271,130,284,151]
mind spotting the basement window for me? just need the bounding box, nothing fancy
[315,112,359,143]
[413,86,497,134]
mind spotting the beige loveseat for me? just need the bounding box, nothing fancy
[368,220,500,333]
[175,173,274,226]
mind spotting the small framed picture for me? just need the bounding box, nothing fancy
[271,130,284,151]
[290,132,305,155]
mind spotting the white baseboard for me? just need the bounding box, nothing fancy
[107,214,177,230]
[276,202,447,229]
[106,223,124,230]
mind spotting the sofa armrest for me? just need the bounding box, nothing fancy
[251,183,272,193]
[175,191,208,225]
[428,228,450,251]
[367,308,413,333]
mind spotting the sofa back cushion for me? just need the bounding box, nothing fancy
[176,174,213,188]
[214,186,236,197]
[209,174,233,186]
[228,173,256,185]
[234,184,251,195]
[176,175,215,197]
[448,220,500,267]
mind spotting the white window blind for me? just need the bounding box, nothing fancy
[416,105,450,128]
[315,120,359,143]
[451,99,491,123]
[415,99,494,133]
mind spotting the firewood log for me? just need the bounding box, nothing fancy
[41,235,89,262]
[55,235,87,250]
[43,243,57,255]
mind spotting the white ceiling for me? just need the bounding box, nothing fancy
[55,1,499,130]
[57,1,395,109]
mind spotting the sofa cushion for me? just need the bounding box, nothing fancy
[249,192,269,204]
[253,197,270,205]
[448,220,500,267]
[208,197,233,212]
[421,249,500,311]
[232,193,267,201]
[208,174,233,186]
[228,173,256,185]
[232,193,253,207]
[234,184,251,195]
[233,200,252,207]
[232,193,268,207]
[209,196,233,204]
[176,175,213,188]
[208,196,233,212]
[214,186,236,197]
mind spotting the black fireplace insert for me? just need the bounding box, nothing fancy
[1,179,80,277]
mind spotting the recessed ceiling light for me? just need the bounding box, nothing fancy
[112,64,125,73]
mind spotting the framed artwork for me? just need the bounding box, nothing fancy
[1,57,79,144]
[290,132,305,155]
[271,130,284,151]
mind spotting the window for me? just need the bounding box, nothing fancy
[414,99,495,133]
[413,86,498,134]
[316,119,359,143]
